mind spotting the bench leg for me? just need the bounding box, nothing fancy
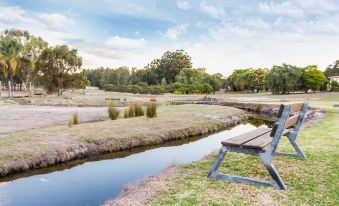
[260,154,287,190]
[208,147,287,190]
[208,147,227,178]
[276,136,305,159]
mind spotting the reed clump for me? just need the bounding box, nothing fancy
[68,112,78,127]
[108,102,120,120]
[146,103,157,118]
[125,103,144,118]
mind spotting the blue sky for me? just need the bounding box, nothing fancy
[0,0,338,75]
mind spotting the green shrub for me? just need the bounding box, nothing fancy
[134,103,144,116]
[108,103,120,120]
[68,118,73,128]
[68,112,78,128]
[331,80,339,92]
[128,104,135,117]
[124,109,129,118]
[146,103,157,118]
[103,84,167,95]
[72,112,78,125]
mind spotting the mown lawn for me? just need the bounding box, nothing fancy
[151,107,339,205]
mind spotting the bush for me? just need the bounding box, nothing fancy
[72,112,78,125]
[128,104,135,117]
[136,82,148,87]
[126,103,144,118]
[331,80,339,92]
[134,103,144,116]
[146,103,157,118]
[68,118,73,128]
[124,109,129,118]
[103,84,167,95]
[108,103,120,120]
[68,112,78,128]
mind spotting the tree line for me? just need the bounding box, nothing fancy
[225,63,339,94]
[0,28,89,96]
[85,50,222,94]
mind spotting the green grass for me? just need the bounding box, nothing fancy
[151,107,339,206]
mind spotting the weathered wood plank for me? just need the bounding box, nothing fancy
[285,114,299,129]
[242,133,272,149]
[290,103,304,113]
[222,127,271,147]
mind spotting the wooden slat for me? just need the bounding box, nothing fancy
[222,127,271,147]
[290,103,304,113]
[285,114,299,129]
[242,133,272,149]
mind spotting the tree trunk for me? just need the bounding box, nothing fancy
[8,69,14,97]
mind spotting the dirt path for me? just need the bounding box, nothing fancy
[0,105,109,134]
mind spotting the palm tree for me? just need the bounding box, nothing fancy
[0,35,23,96]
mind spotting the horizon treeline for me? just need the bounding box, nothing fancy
[85,50,223,94]
[225,62,339,94]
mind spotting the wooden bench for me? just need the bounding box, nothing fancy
[208,103,308,190]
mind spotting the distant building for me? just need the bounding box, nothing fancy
[330,75,339,83]
[85,86,100,90]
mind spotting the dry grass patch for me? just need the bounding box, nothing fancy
[0,105,244,177]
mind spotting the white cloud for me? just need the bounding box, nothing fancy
[176,1,190,10]
[0,6,31,23]
[163,24,188,40]
[39,13,74,29]
[245,18,271,30]
[199,1,225,19]
[293,0,337,12]
[106,36,146,49]
[258,1,304,18]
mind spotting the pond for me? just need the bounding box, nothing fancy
[0,116,273,206]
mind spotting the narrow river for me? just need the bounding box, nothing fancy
[0,117,272,206]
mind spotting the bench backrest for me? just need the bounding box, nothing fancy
[269,103,308,155]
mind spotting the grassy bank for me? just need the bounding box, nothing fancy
[109,106,338,205]
[150,108,338,205]
[0,105,244,177]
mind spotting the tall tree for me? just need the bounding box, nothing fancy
[147,50,192,84]
[0,35,23,92]
[20,36,48,90]
[324,60,339,77]
[266,64,302,94]
[176,68,205,84]
[35,45,82,94]
[246,68,269,92]
[301,65,327,92]
[227,69,249,91]
[3,29,30,44]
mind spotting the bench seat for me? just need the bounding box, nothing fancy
[222,127,292,150]
[209,103,309,190]
[222,127,271,147]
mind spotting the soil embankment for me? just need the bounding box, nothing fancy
[0,105,245,178]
